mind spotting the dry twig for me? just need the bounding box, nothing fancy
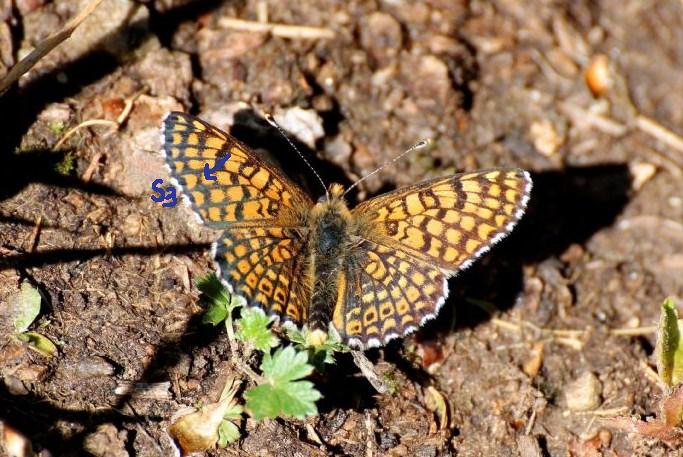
[0,0,105,95]
[218,17,335,40]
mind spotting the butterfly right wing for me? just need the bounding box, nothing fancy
[161,112,314,323]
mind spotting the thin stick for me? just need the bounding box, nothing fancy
[52,119,118,150]
[609,325,657,336]
[218,17,335,40]
[27,216,42,253]
[0,0,105,95]
[635,115,683,157]
[351,350,390,394]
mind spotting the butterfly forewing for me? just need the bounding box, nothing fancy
[162,112,313,228]
[352,169,531,274]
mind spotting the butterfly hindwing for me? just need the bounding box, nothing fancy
[332,240,447,348]
[214,226,311,323]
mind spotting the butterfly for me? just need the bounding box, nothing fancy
[160,112,532,349]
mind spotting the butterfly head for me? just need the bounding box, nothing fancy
[323,183,345,201]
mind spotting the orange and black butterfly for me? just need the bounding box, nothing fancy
[161,112,532,349]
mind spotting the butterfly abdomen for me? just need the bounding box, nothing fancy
[307,197,353,333]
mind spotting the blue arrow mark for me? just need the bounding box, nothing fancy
[203,151,232,181]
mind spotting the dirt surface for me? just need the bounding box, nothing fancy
[1,0,683,456]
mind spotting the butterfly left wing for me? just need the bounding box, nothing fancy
[161,112,314,324]
[333,169,532,347]
[161,111,313,228]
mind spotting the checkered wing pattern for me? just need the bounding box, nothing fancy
[214,226,311,323]
[338,169,532,346]
[161,112,314,323]
[332,240,447,347]
[161,112,312,228]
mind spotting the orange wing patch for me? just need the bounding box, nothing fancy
[353,169,531,275]
[333,240,447,348]
[162,112,312,228]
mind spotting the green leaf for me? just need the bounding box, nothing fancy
[656,297,683,386]
[197,274,241,325]
[235,308,279,352]
[10,281,42,333]
[217,420,240,447]
[17,331,58,357]
[203,302,229,325]
[223,403,243,421]
[245,346,321,420]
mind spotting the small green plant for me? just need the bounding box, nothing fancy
[245,346,322,420]
[609,297,683,445]
[235,307,280,352]
[656,297,683,386]
[55,151,75,175]
[287,326,347,369]
[8,281,57,357]
[193,273,344,450]
[48,120,66,135]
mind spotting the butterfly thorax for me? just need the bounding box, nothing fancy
[306,183,355,343]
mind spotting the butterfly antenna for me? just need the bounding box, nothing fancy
[343,138,434,197]
[264,113,329,200]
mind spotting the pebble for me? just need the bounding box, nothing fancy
[565,371,602,412]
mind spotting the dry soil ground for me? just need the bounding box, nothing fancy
[1,1,683,456]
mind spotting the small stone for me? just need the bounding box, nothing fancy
[273,107,324,150]
[629,161,657,191]
[121,213,143,237]
[598,428,612,447]
[378,431,400,450]
[360,12,403,63]
[584,54,612,97]
[3,375,29,395]
[74,356,116,378]
[565,371,602,412]
[530,119,564,157]
[83,424,128,457]
[324,134,352,167]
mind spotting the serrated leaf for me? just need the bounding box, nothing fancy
[245,346,321,420]
[245,381,321,420]
[217,420,240,447]
[223,402,243,421]
[197,274,242,325]
[261,346,313,384]
[10,281,42,333]
[656,297,683,386]
[17,331,57,357]
[203,302,229,325]
[235,308,279,352]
